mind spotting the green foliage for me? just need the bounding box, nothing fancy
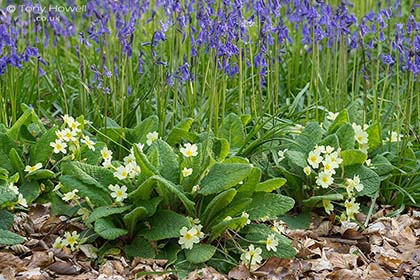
[0,229,25,245]
[275,117,407,220]
[247,193,295,220]
[0,112,297,270]
[94,218,128,240]
[185,244,217,264]
[199,163,252,195]
[143,210,190,241]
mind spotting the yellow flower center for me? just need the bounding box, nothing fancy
[185,233,193,240]
[67,237,76,245]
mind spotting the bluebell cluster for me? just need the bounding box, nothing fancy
[0,0,419,86]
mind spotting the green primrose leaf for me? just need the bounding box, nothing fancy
[199,163,251,195]
[185,244,217,264]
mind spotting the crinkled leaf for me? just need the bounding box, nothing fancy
[0,133,17,172]
[0,229,25,245]
[143,210,190,241]
[367,123,381,151]
[286,150,306,169]
[30,127,57,165]
[166,118,195,145]
[94,218,128,240]
[19,180,40,204]
[303,193,344,207]
[127,115,159,144]
[209,217,247,241]
[125,235,156,259]
[345,165,380,197]
[210,198,252,227]
[336,123,355,150]
[60,175,112,206]
[340,150,368,166]
[124,197,162,232]
[289,122,322,154]
[372,155,395,176]
[212,137,230,161]
[0,210,14,230]
[236,167,262,196]
[222,113,245,149]
[130,175,194,214]
[25,169,55,180]
[7,109,39,141]
[147,139,179,183]
[199,163,251,195]
[247,193,295,220]
[201,188,237,226]
[9,148,24,175]
[185,244,216,264]
[87,205,132,224]
[319,134,339,150]
[328,110,349,133]
[61,162,117,193]
[255,178,286,192]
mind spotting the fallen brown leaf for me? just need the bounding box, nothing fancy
[47,261,82,275]
[228,264,251,280]
[0,252,26,272]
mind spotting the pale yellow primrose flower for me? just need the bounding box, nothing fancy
[352,123,369,145]
[307,150,323,169]
[62,231,80,251]
[62,189,79,202]
[53,237,64,249]
[324,145,335,154]
[240,245,263,265]
[136,143,144,152]
[324,152,342,168]
[62,115,75,126]
[303,166,312,176]
[17,193,28,208]
[327,112,339,121]
[182,167,193,177]
[146,131,159,146]
[108,184,128,202]
[192,185,200,193]
[100,147,113,161]
[114,165,129,180]
[386,131,403,142]
[81,135,95,151]
[266,234,279,252]
[345,175,364,195]
[61,128,77,142]
[8,183,19,195]
[123,151,136,165]
[314,145,326,154]
[192,224,205,239]
[315,171,334,188]
[178,227,200,249]
[323,199,334,214]
[322,159,336,175]
[25,163,42,173]
[345,198,360,219]
[180,143,198,158]
[50,139,67,154]
[241,211,251,224]
[69,120,81,132]
[277,149,288,161]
